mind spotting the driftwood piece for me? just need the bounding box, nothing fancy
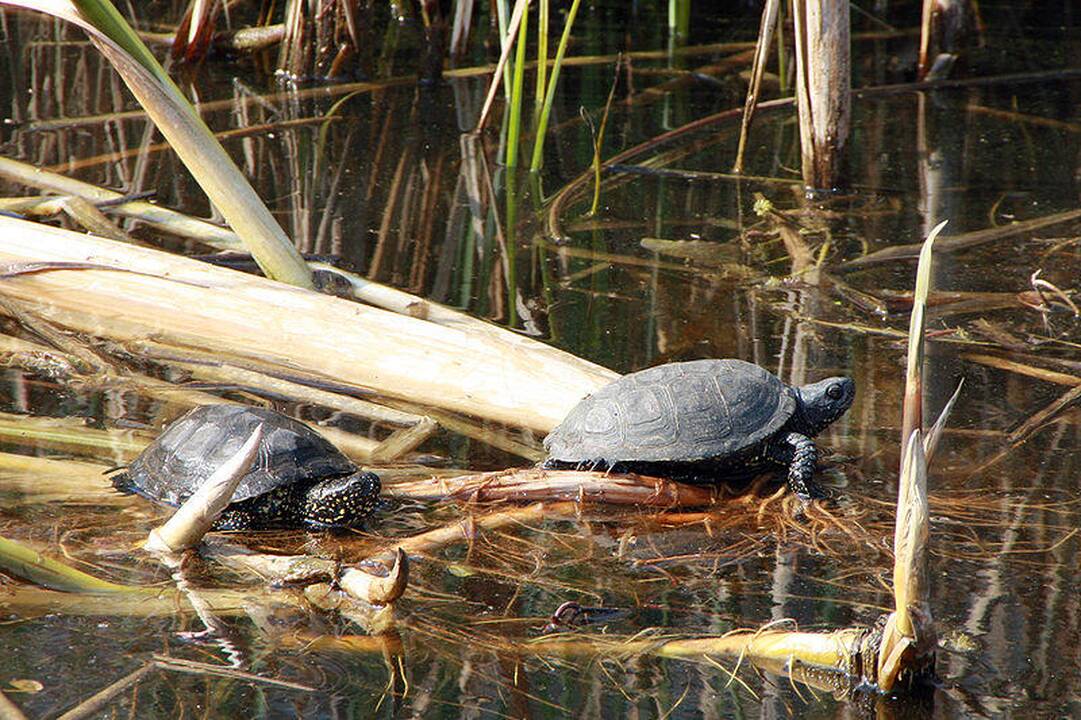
[385,468,720,507]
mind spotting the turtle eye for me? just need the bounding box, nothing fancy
[826,383,844,401]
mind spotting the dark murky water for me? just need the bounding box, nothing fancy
[1,2,1080,718]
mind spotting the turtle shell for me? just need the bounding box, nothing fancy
[543,359,796,464]
[117,404,356,507]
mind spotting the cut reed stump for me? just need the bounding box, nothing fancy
[792,0,851,190]
[0,217,616,433]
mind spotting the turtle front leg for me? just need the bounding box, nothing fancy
[768,432,823,501]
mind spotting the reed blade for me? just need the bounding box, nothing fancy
[900,219,947,464]
[529,0,584,172]
[2,0,313,288]
[924,378,964,466]
[0,535,134,594]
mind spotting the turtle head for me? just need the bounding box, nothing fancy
[794,376,855,435]
[302,471,381,529]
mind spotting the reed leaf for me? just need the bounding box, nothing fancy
[505,3,529,168]
[2,0,313,289]
[529,0,583,172]
[0,535,134,594]
[900,219,947,462]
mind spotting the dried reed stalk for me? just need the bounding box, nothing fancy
[145,427,262,555]
[791,0,851,189]
[386,468,718,507]
[0,218,614,432]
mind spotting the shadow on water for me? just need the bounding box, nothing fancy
[0,1,1080,717]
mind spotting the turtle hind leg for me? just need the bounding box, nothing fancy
[768,432,824,501]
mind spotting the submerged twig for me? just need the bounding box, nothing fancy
[53,663,155,720]
[840,208,1081,271]
[1006,383,1081,446]
[151,654,315,690]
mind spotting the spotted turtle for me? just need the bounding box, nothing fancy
[112,404,380,530]
[543,359,854,499]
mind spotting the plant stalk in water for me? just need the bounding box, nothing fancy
[505,3,529,168]
[530,0,583,172]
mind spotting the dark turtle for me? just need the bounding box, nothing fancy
[112,404,381,530]
[543,359,855,500]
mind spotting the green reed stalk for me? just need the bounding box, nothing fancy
[529,0,583,172]
[0,535,135,593]
[535,0,549,122]
[588,59,621,215]
[776,0,787,93]
[506,5,529,168]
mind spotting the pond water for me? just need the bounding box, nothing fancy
[1,2,1080,718]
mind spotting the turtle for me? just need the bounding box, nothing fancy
[112,404,381,530]
[542,359,855,500]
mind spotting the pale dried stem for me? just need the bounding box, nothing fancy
[0,452,128,505]
[791,0,851,189]
[145,427,262,555]
[0,689,28,720]
[0,585,299,618]
[0,219,614,432]
[369,417,439,462]
[0,156,242,248]
[962,353,1081,387]
[385,468,718,507]
[167,355,423,426]
[133,338,541,461]
[0,411,150,463]
[733,0,779,173]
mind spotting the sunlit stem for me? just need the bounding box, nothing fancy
[145,427,263,554]
[505,3,529,168]
[529,0,583,172]
[535,0,549,124]
[900,219,946,465]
